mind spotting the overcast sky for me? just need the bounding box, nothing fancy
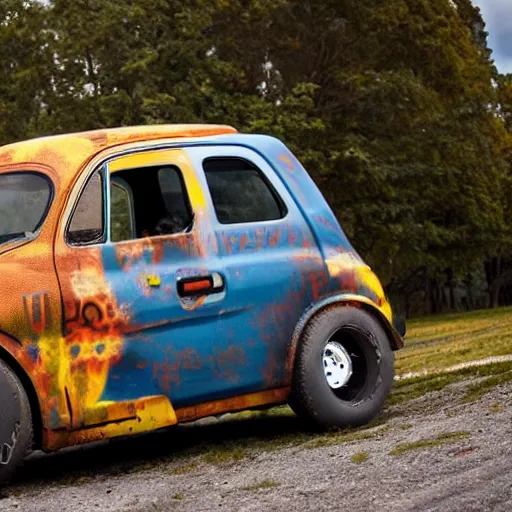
[473,0,512,73]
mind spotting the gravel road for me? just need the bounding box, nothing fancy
[2,380,511,512]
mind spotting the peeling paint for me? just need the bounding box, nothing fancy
[0,126,401,455]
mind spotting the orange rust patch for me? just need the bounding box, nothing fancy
[210,345,246,382]
[115,238,164,272]
[55,246,130,425]
[0,125,237,203]
[152,348,203,392]
[175,387,290,423]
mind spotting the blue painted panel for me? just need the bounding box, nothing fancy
[96,134,382,409]
[97,143,324,408]
[185,145,328,392]
[99,237,235,405]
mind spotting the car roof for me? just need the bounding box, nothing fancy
[0,124,238,185]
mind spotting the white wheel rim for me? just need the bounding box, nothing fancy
[323,342,353,389]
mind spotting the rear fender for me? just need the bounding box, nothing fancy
[0,332,43,450]
[287,294,405,381]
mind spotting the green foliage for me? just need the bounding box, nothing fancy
[350,451,369,464]
[0,0,54,143]
[390,431,471,456]
[0,0,510,316]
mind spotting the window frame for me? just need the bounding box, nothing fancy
[105,163,195,243]
[110,176,136,243]
[155,164,195,234]
[65,158,197,247]
[0,170,54,241]
[202,156,288,226]
[65,166,107,247]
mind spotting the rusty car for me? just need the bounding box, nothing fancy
[0,125,405,483]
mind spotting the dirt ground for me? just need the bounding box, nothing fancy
[1,378,511,512]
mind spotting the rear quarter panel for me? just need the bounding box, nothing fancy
[0,163,70,434]
[235,136,398,337]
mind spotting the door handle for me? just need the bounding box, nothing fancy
[177,272,225,297]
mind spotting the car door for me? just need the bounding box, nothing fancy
[185,145,329,392]
[54,147,236,428]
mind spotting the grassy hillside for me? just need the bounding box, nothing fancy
[397,307,512,375]
[391,307,512,406]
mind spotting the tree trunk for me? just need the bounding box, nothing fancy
[485,257,502,308]
[430,278,441,314]
[445,267,455,311]
[490,282,501,308]
[464,273,473,310]
[425,271,431,315]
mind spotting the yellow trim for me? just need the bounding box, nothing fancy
[45,395,178,451]
[44,388,288,452]
[107,149,206,210]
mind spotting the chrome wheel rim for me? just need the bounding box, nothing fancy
[323,341,353,389]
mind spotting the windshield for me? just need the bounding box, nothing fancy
[0,172,53,244]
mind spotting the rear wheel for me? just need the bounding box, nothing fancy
[0,359,33,486]
[289,306,394,429]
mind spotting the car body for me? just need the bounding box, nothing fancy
[0,125,404,482]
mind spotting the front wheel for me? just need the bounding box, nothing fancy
[289,306,394,429]
[0,359,33,486]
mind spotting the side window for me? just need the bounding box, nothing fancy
[0,172,53,244]
[203,158,286,224]
[111,179,135,243]
[68,172,104,246]
[157,167,193,235]
[108,165,193,241]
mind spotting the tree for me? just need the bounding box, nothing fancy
[484,74,512,307]
[248,0,509,314]
[0,0,53,145]
[0,0,509,316]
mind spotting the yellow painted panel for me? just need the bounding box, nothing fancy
[108,149,206,209]
[45,395,178,451]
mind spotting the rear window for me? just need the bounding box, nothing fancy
[0,172,52,244]
[203,158,286,224]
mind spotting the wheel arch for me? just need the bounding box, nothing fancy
[0,344,43,451]
[287,294,404,380]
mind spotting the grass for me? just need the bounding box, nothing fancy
[350,451,369,463]
[461,370,512,403]
[188,414,391,467]
[168,462,198,475]
[390,431,471,456]
[489,403,502,413]
[306,424,391,449]
[241,479,279,491]
[390,361,512,406]
[396,307,512,375]
[202,446,248,464]
[172,493,185,500]
[389,373,460,406]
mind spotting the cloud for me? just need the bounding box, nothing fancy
[473,0,512,73]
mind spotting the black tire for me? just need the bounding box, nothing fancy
[0,359,33,486]
[289,306,394,429]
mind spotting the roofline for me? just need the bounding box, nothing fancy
[0,124,238,152]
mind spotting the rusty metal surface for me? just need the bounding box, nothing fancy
[0,127,401,453]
